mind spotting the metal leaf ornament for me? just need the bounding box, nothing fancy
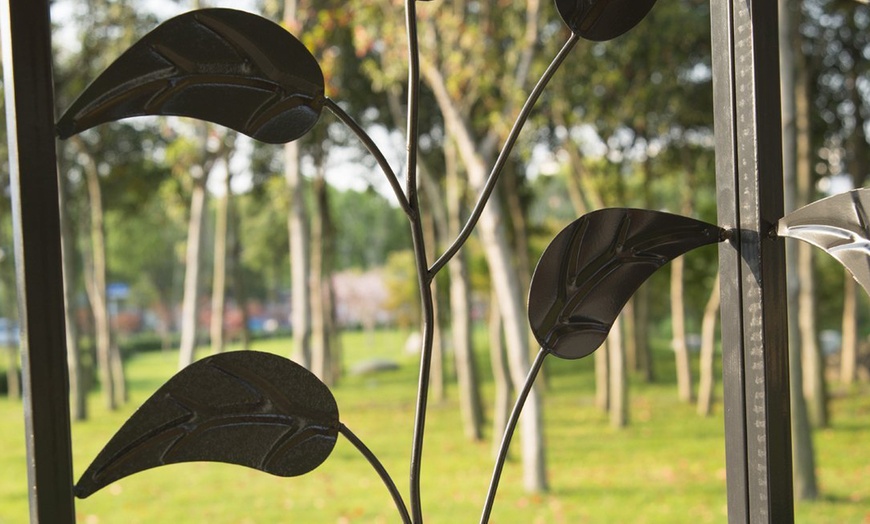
[56,8,324,144]
[529,209,723,359]
[779,188,870,296]
[75,351,340,499]
[555,0,658,41]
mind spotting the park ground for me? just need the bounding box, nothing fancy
[1,329,869,523]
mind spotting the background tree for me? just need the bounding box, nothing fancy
[782,0,820,500]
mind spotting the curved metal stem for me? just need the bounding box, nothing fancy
[339,424,412,524]
[479,348,549,524]
[324,98,412,217]
[429,34,579,277]
[401,1,430,523]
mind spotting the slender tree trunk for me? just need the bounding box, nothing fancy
[841,49,869,385]
[635,161,655,382]
[623,299,638,374]
[635,284,654,382]
[309,141,338,387]
[489,290,512,458]
[109,340,126,405]
[310,166,329,384]
[82,153,115,409]
[284,0,311,369]
[595,340,609,412]
[58,181,81,414]
[446,139,484,441]
[795,53,827,426]
[2,223,19,401]
[781,0,818,499]
[424,62,547,492]
[178,176,208,370]
[671,256,694,402]
[697,274,720,417]
[210,168,230,354]
[285,142,311,367]
[4,345,17,400]
[841,276,858,384]
[230,188,251,351]
[422,193,445,403]
[608,315,627,428]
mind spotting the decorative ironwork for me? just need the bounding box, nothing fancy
[75,351,340,498]
[3,0,863,521]
[779,188,870,296]
[528,208,724,360]
[56,9,325,144]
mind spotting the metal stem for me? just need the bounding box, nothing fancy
[479,348,549,524]
[401,1,431,523]
[339,424,412,524]
[324,98,411,217]
[429,34,579,277]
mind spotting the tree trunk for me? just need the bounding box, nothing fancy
[608,315,628,428]
[4,345,17,400]
[841,46,869,385]
[284,0,311,369]
[489,289,512,458]
[841,276,858,384]
[285,141,311,368]
[780,0,818,499]
[446,139,484,441]
[210,166,231,354]
[178,176,207,370]
[595,340,609,412]
[634,284,654,382]
[310,148,337,387]
[422,192,445,403]
[57,179,81,413]
[795,52,827,426]
[697,274,720,417]
[82,153,116,409]
[671,256,694,402]
[622,299,638,375]
[635,161,655,383]
[230,187,251,351]
[424,61,547,492]
[3,221,19,401]
[310,171,328,384]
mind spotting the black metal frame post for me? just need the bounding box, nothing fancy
[1,0,76,522]
[711,0,794,522]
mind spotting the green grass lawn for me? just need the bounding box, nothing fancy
[2,329,869,523]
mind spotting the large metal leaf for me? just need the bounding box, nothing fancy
[778,188,870,296]
[75,351,339,499]
[529,209,722,359]
[555,0,658,41]
[57,8,324,144]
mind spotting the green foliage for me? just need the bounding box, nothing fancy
[383,250,420,328]
[329,186,410,271]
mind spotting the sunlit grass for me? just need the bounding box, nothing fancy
[2,329,869,522]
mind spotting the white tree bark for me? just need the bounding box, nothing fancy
[671,256,693,402]
[423,61,546,491]
[178,175,208,370]
[697,274,720,417]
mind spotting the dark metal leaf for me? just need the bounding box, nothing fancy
[555,0,658,41]
[778,188,870,296]
[57,8,324,144]
[528,209,722,359]
[75,351,339,499]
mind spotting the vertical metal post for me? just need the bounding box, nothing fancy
[711,0,794,522]
[1,1,76,522]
